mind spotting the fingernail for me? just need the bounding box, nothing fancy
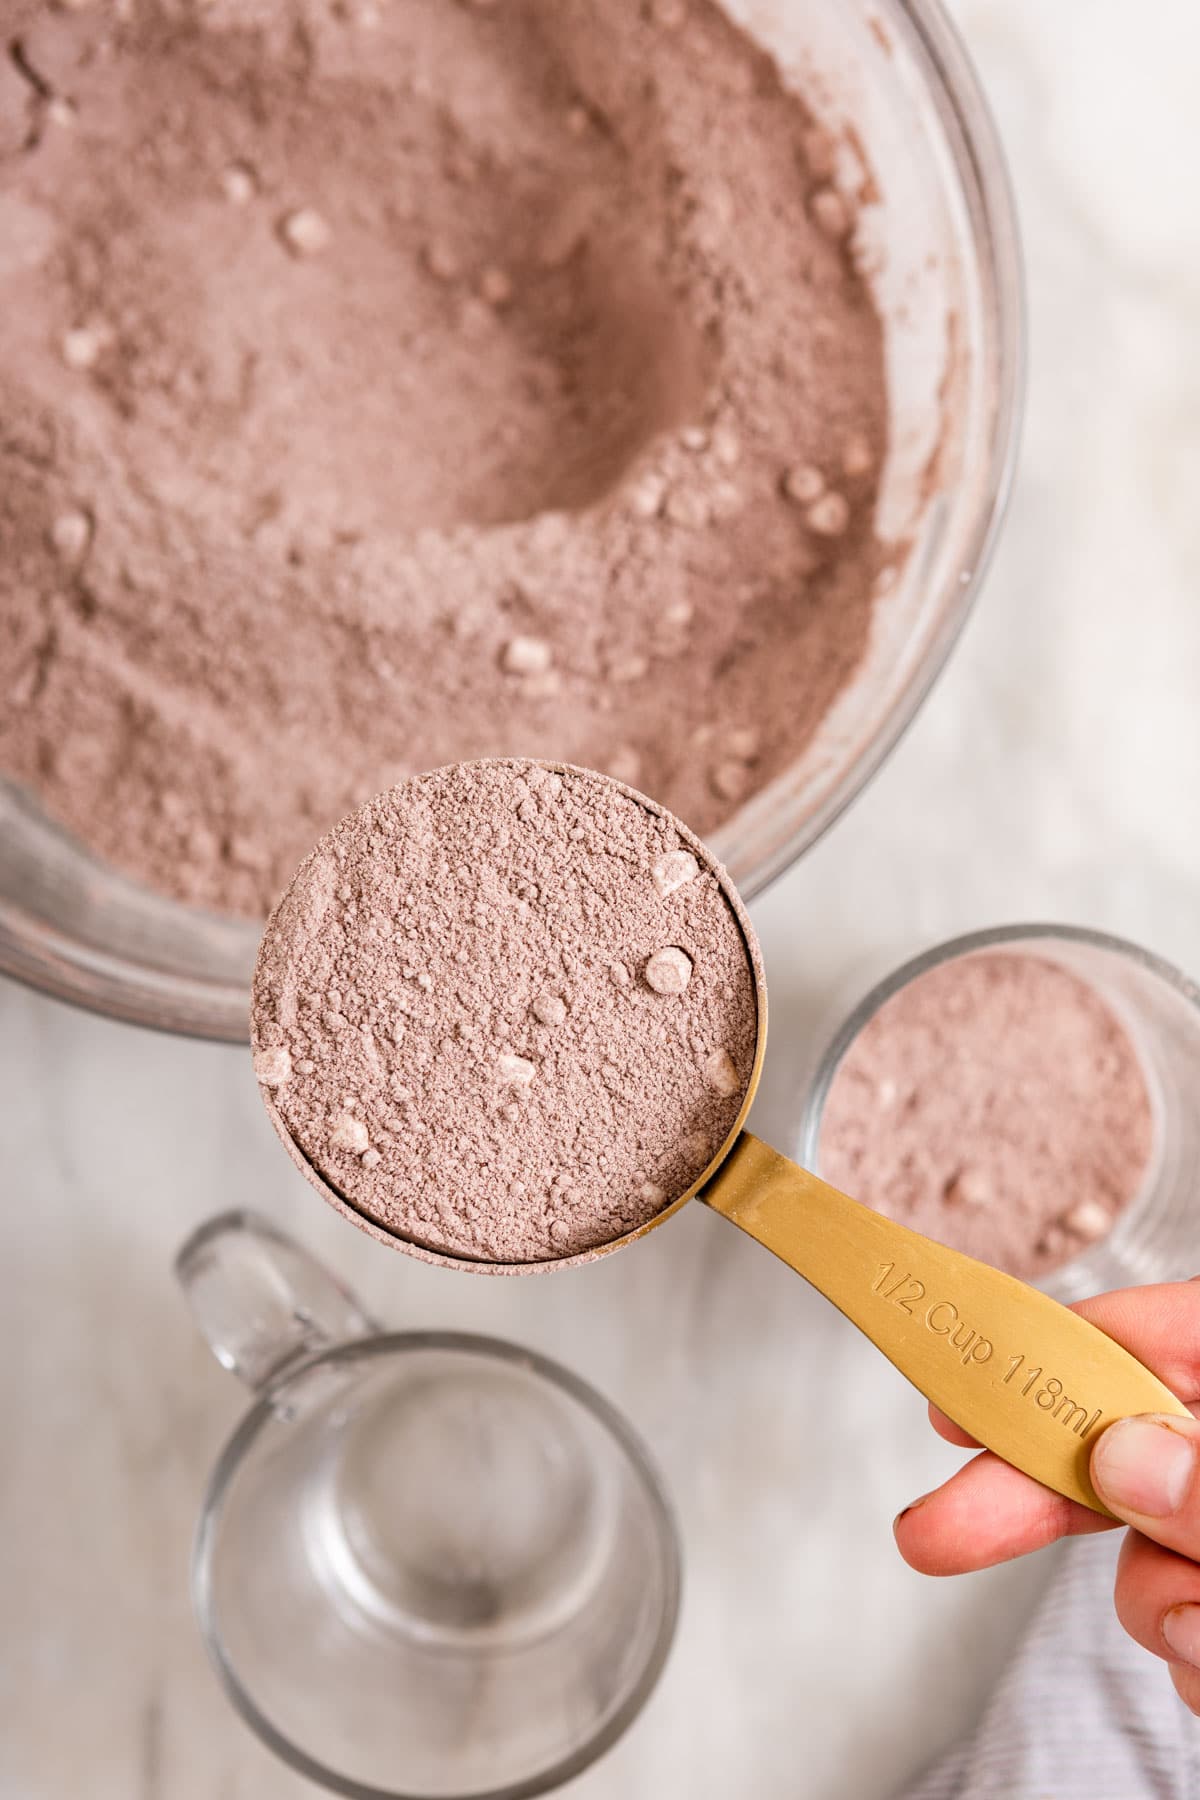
[893,1492,933,1529]
[1093,1416,1196,1518]
[1164,1605,1200,1668]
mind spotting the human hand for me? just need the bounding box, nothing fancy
[894,1281,1200,1713]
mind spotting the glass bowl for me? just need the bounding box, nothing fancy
[797,925,1200,1303]
[0,0,1023,1039]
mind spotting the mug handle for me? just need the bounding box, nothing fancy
[176,1209,379,1391]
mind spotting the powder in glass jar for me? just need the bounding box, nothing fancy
[251,761,762,1264]
[818,952,1155,1280]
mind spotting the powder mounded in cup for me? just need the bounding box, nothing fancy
[818,952,1155,1280]
[251,761,761,1264]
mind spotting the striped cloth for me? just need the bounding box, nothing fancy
[900,1533,1200,1800]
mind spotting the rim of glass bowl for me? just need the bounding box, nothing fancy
[796,923,1200,1174]
[0,0,1024,1042]
[192,1330,682,1800]
[712,0,1025,899]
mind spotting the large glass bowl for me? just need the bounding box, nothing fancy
[0,0,1023,1040]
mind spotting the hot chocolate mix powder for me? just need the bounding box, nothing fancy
[251,761,761,1264]
[0,0,887,915]
[819,952,1155,1280]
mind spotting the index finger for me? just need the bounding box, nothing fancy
[1069,1283,1200,1400]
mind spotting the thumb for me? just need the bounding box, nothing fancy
[1092,1413,1200,1557]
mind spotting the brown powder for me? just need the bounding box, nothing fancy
[818,952,1156,1280]
[251,760,761,1264]
[0,0,887,917]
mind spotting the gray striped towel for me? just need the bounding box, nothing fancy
[899,1532,1199,1799]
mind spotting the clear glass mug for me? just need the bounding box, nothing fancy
[797,925,1200,1303]
[177,1212,681,1800]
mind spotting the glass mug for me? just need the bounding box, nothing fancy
[798,924,1200,1304]
[177,1211,681,1800]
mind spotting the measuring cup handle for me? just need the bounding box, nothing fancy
[703,1134,1191,1514]
[175,1209,379,1391]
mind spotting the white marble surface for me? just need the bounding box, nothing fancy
[5,3,1200,1795]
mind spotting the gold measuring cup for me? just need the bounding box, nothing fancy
[260,763,1189,1518]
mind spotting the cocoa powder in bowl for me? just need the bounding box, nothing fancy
[251,760,763,1265]
[0,0,888,917]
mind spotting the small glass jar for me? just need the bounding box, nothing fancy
[797,924,1200,1302]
